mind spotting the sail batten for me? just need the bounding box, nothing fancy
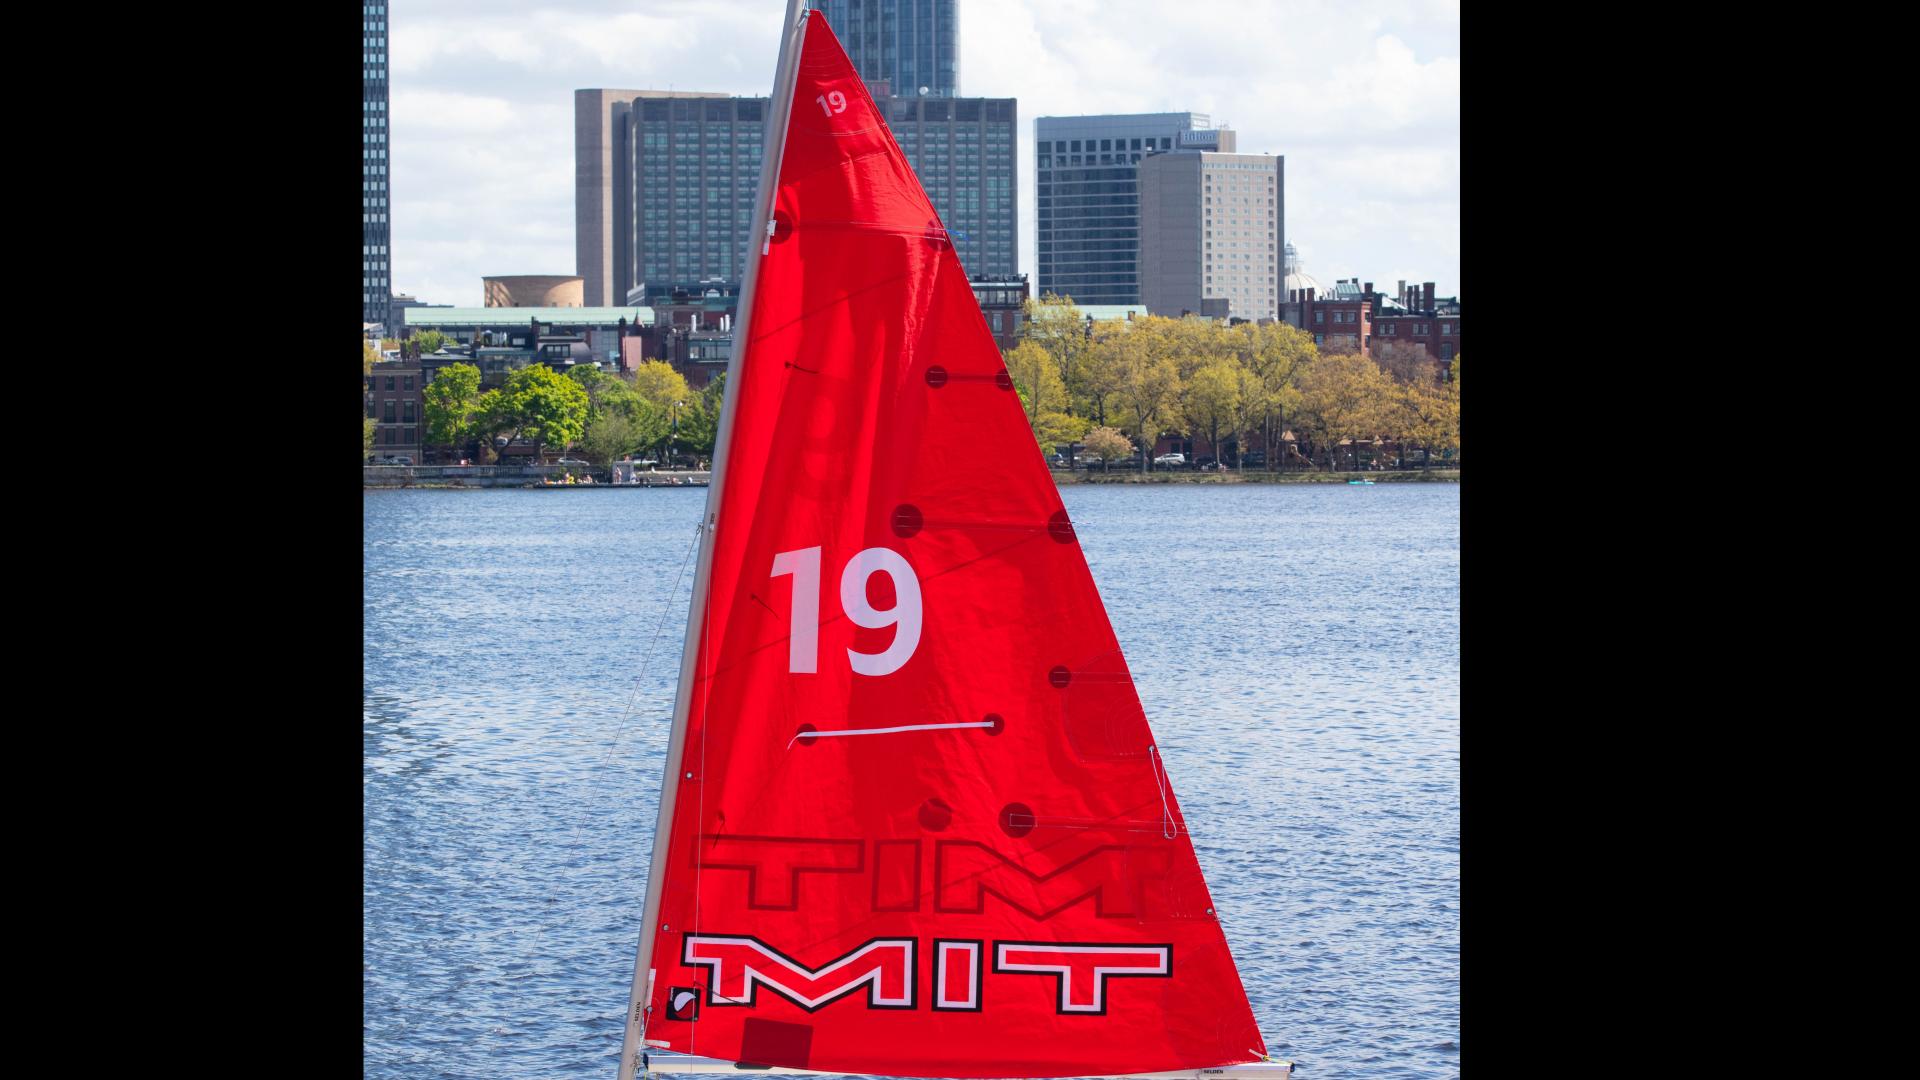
[625,8,1268,1078]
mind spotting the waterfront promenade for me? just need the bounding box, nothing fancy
[365,464,1458,488]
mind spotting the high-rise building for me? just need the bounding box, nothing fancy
[363,2,390,327]
[1138,136,1283,321]
[574,90,731,308]
[1034,113,1209,306]
[807,0,959,98]
[882,95,1016,277]
[577,90,1016,306]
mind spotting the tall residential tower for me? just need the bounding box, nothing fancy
[363,2,390,327]
[1139,134,1282,321]
[1034,113,1209,306]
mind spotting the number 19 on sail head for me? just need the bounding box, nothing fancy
[770,546,921,677]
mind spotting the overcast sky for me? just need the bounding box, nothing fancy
[388,0,1459,309]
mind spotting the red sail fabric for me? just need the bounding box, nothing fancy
[643,15,1266,1077]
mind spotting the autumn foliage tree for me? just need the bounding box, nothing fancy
[1011,297,1456,474]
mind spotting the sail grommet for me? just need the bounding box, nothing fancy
[925,366,948,389]
[1047,510,1076,543]
[1000,802,1036,838]
[794,723,818,747]
[770,211,794,244]
[1048,665,1072,688]
[891,504,923,538]
[994,370,1013,391]
[983,712,1004,736]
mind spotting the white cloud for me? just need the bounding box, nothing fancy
[384,0,1458,307]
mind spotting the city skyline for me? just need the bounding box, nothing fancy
[387,0,1459,311]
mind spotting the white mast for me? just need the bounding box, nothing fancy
[616,3,810,1079]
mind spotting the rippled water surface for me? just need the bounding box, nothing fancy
[365,484,1459,1078]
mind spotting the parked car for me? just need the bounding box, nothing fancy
[1153,452,1186,467]
[1241,451,1267,467]
[370,455,413,466]
[556,458,590,466]
[1194,456,1217,469]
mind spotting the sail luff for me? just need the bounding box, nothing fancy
[618,5,810,1079]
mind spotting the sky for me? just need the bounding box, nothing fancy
[387,0,1459,310]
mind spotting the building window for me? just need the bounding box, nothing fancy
[385,375,395,391]
[1442,322,1453,334]
[1314,333,1323,345]
[384,400,396,423]
[403,401,416,424]
[1441,344,1455,360]
[404,374,414,391]
[1314,311,1324,324]
[367,398,376,419]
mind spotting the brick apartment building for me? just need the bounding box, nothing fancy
[367,358,423,461]
[1369,280,1461,370]
[971,273,1030,350]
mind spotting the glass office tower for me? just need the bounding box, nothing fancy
[1034,113,1208,306]
[363,2,390,327]
[807,0,959,98]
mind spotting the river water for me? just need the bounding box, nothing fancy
[364,483,1459,1078]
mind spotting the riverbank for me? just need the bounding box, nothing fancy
[1054,468,1460,484]
[365,464,710,488]
[367,465,1457,488]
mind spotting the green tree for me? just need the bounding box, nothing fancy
[1295,350,1394,471]
[630,360,694,413]
[681,373,726,459]
[482,364,590,453]
[1075,321,1131,428]
[363,338,379,462]
[1112,318,1186,473]
[1004,340,1067,422]
[1020,293,1091,397]
[423,362,483,453]
[1184,360,1241,468]
[1371,339,1440,387]
[580,410,643,465]
[411,329,449,354]
[1080,426,1134,474]
[1238,321,1314,471]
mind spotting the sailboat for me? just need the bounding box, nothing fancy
[618,4,1291,1078]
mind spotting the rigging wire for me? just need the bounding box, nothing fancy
[601,519,705,765]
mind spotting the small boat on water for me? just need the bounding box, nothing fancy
[1347,478,1375,485]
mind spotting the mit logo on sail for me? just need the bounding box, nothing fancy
[682,935,1171,1016]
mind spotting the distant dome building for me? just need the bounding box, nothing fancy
[1281,242,1323,299]
[484,275,585,308]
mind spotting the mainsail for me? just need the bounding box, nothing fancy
[620,8,1268,1078]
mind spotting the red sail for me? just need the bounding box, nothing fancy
[642,15,1266,1077]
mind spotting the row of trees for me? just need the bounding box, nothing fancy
[411,359,725,466]
[1003,296,1461,472]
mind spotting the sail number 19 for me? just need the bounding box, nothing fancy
[815,91,848,117]
[770,546,922,676]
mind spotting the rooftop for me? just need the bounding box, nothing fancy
[404,306,654,327]
[1078,304,1149,322]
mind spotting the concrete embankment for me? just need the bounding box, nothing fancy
[367,465,1456,488]
[1054,468,1460,484]
[365,465,711,488]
